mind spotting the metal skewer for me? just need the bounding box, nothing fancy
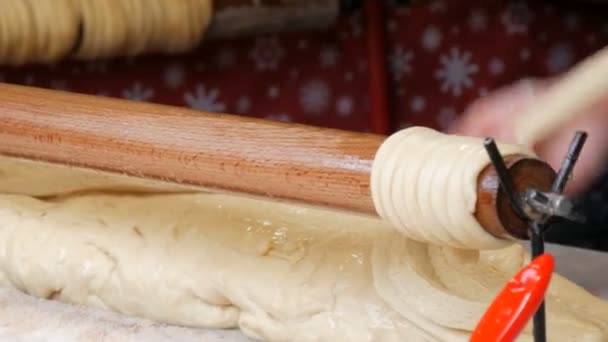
[483,131,588,342]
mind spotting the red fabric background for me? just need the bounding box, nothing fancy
[0,0,606,133]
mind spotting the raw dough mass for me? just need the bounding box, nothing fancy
[0,155,607,341]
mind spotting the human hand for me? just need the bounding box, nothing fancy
[449,77,608,196]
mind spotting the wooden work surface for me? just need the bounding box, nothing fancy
[0,243,605,342]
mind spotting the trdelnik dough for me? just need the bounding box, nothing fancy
[0,151,606,341]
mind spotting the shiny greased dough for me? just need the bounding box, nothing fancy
[371,126,532,250]
[0,156,607,341]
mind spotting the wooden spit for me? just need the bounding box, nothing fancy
[0,83,555,240]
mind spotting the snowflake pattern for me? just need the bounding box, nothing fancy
[501,1,533,34]
[435,47,479,97]
[267,86,280,98]
[164,63,185,89]
[468,9,487,32]
[421,26,442,51]
[389,46,414,81]
[250,36,285,71]
[184,84,226,112]
[546,43,575,73]
[299,80,331,115]
[122,82,154,101]
[235,96,252,114]
[2,0,604,147]
[410,96,426,113]
[336,96,354,117]
[320,46,339,67]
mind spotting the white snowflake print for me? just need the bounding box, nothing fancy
[266,114,292,122]
[267,86,280,98]
[501,1,533,34]
[468,9,487,32]
[435,47,479,97]
[250,36,285,71]
[50,80,69,91]
[421,26,442,51]
[299,80,331,115]
[320,46,339,67]
[429,1,447,12]
[184,84,226,112]
[546,43,575,74]
[216,47,236,68]
[163,63,185,89]
[122,83,154,101]
[410,96,426,113]
[488,58,505,75]
[389,46,413,81]
[520,48,531,60]
[336,96,354,117]
[437,107,457,130]
[235,96,251,114]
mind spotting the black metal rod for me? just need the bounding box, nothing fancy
[530,131,587,342]
[483,138,529,220]
[530,221,547,342]
[552,131,588,194]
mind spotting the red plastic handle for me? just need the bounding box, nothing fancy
[470,253,555,342]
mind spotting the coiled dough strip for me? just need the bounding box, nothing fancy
[371,126,533,250]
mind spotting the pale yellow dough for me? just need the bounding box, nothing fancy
[0,154,607,341]
[371,126,533,250]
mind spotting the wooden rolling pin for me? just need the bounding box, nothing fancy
[0,83,555,240]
